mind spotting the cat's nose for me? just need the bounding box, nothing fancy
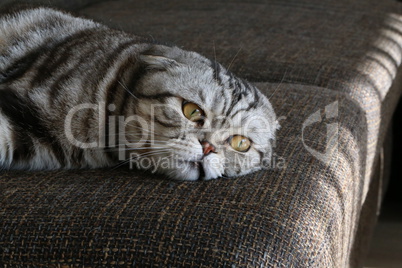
[201,140,216,156]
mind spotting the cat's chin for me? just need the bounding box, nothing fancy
[168,159,204,181]
[164,159,222,181]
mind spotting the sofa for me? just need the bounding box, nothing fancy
[1,0,401,266]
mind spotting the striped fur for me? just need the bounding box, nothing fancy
[0,7,278,180]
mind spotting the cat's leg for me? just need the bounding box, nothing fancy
[0,112,14,169]
[0,110,64,170]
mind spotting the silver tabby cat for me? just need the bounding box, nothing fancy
[0,7,279,181]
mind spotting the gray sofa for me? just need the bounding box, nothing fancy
[1,0,401,266]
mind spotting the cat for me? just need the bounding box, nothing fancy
[0,6,279,181]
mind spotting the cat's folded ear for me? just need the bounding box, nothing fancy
[139,46,179,70]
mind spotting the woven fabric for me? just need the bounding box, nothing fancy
[80,0,402,198]
[1,84,368,267]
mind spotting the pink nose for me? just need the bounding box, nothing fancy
[201,140,216,156]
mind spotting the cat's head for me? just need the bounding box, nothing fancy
[124,45,279,181]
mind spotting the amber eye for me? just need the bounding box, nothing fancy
[182,102,204,122]
[230,135,251,152]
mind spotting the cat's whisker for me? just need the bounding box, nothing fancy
[108,130,168,139]
[124,142,169,146]
[112,158,136,170]
[106,136,169,143]
[132,139,168,143]
[107,139,170,146]
[111,150,173,169]
[124,140,168,143]
[104,147,169,152]
[124,146,172,153]
[103,140,170,148]
[268,67,288,100]
[138,150,172,157]
[130,147,171,152]
[118,80,138,100]
[108,125,158,135]
[127,126,160,135]
[213,40,218,82]
[111,153,172,166]
[227,46,243,72]
[105,142,169,150]
[124,134,167,139]
[125,123,170,137]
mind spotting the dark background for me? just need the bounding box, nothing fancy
[384,99,402,208]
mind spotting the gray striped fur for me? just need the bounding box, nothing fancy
[0,7,278,180]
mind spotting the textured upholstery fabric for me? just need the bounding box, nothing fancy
[79,0,402,202]
[1,0,402,267]
[0,85,368,267]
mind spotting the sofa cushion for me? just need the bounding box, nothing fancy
[0,84,368,267]
[78,0,402,91]
[1,0,402,267]
[80,0,402,199]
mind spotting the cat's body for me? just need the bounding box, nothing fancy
[0,7,278,180]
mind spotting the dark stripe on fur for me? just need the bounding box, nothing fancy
[0,49,42,84]
[225,95,240,117]
[248,85,259,111]
[225,76,257,117]
[154,118,181,128]
[104,64,136,161]
[100,42,151,160]
[0,88,65,164]
[134,92,176,101]
[125,53,178,101]
[258,150,265,161]
[10,128,35,163]
[104,79,124,159]
[33,30,96,88]
[210,59,224,86]
[48,57,87,107]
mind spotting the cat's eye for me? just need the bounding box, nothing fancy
[182,102,204,122]
[230,135,251,152]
